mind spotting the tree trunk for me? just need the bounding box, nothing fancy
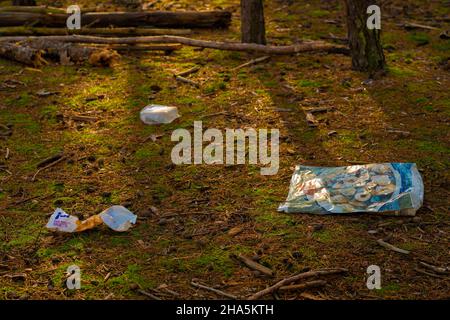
[241,0,266,44]
[345,0,385,75]
[12,0,36,5]
[0,11,232,29]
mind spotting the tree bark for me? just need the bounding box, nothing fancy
[344,0,385,75]
[0,11,232,29]
[0,42,44,66]
[0,27,192,37]
[12,0,36,5]
[241,0,266,44]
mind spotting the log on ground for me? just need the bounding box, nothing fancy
[0,11,232,29]
[0,27,192,37]
[0,35,349,55]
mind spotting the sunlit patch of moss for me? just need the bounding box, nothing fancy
[297,79,323,88]
[203,80,227,95]
[192,246,236,278]
[387,66,417,77]
[4,217,43,249]
[109,264,153,289]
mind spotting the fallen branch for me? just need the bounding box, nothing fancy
[0,6,67,14]
[232,55,270,71]
[31,40,119,65]
[175,75,200,88]
[137,289,161,300]
[70,115,98,122]
[303,106,335,113]
[31,155,67,181]
[111,44,182,53]
[0,11,232,29]
[419,261,449,275]
[401,22,439,31]
[0,26,192,37]
[232,254,274,277]
[248,268,347,300]
[279,280,326,291]
[37,152,64,168]
[176,66,200,77]
[376,239,410,255]
[414,268,449,279]
[0,42,46,67]
[0,35,349,55]
[191,280,237,299]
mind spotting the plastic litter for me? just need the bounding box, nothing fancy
[140,104,180,124]
[46,205,137,233]
[278,163,423,216]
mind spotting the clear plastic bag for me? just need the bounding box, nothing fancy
[140,104,180,124]
[278,163,424,216]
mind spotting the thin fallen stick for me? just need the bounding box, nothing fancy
[4,147,9,159]
[36,152,63,168]
[401,22,439,31]
[232,55,270,71]
[191,280,238,299]
[233,254,274,277]
[31,155,66,181]
[13,191,55,205]
[0,35,349,55]
[414,268,449,279]
[377,239,410,255]
[299,292,324,300]
[175,75,200,88]
[279,280,326,291]
[419,261,449,275]
[248,268,347,300]
[137,289,161,300]
[303,106,335,113]
[176,66,200,77]
[70,115,98,122]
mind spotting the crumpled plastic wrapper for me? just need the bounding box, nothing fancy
[278,163,424,216]
[46,205,137,233]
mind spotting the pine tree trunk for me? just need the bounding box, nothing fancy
[241,0,266,45]
[345,0,385,75]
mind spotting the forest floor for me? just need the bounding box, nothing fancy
[0,0,449,300]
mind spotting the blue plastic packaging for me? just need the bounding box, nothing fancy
[278,163,424,215]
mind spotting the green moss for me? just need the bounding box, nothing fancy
[387,66,417,77]
[193,247,235,277]
[134,145,161,160]
[109,264,152,289]
[408,32,430,46]
[255,212,296,227]
[203,80,227,95]
[415,141,449,154]
[310,9,329,18]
